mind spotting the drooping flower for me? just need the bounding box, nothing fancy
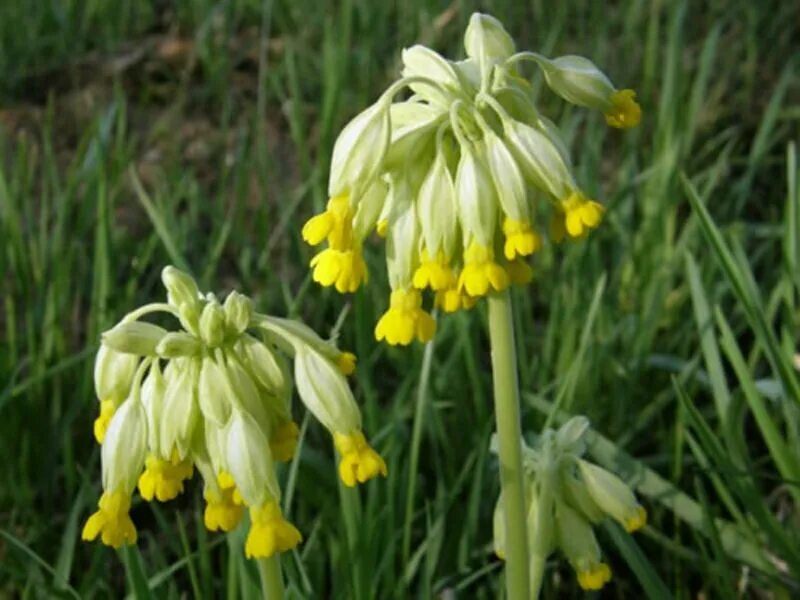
[83,266,385,558]
[491,416,646,591]
[301,12,639,344]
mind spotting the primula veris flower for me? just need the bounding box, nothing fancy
[491,417,646,591]
[82,266,385,558]
[302,12,640,345]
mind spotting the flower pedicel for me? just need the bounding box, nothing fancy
[83,266,385,558]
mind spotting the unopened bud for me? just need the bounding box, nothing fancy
[223,291,253,336]
[102,321,168,356]
[156,332,201,358]
[199,301,226,348]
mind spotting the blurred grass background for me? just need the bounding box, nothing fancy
[1,0,799,597]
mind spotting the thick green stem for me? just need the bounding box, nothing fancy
[487,290,530,599]
[402,329,437,566]
[257,555,284,599]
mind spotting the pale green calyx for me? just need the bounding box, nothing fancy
[464,12,515,85]
[225,410,280,507]
[102,321,168,356]
[328,100,392,200]
[102,396,147,493]
[94,344,139,402]
[491,416,647,591]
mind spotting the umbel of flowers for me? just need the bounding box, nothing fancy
[83,267,386,558]
[492,417,647,591]
[302,13,640,345]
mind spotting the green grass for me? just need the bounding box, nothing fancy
[1,0,799,597]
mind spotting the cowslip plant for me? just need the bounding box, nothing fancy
[492,417,647,592]
[83,267,385,570]
[302,12,640,346]
[303,12,640,598]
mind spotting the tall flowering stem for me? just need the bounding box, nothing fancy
[257,555,284,599]
[487,290,529,599]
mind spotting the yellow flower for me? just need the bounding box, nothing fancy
[376,219,389,237]
[244,501,303,559]
[558,192,605,239]
[310,248,368,293]
[412,250,457,291]
[374,288,436,345]
[605,89,641,129]
[336,351,357,375]
[577,562,612,591]
[137,452,194,502]
[81,490,137,548]
[302,195,352,247]
[334,431,388,487]
[93,399,116,444]
[203,480,244,532]
[502,218,542,260]
[269,420,300,462]
[458,243,510,297]
[624,506,648,533]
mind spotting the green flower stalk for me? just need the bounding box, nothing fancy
[83,267,386,560]
[302,12,640,346]
[492,417,647,593]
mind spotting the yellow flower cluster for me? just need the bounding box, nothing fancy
[83,267,386,558]
[493,417,646,591]
[303,13,640,345]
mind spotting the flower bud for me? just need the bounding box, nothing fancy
[482,129,528,222]
[352,178,389,241]
[555,416,590,455]
[223,291,253,336]
[293,346,361,435]
[385,192,419,290]
[223,355,271,431]
[197,356,233,426]
[159,359,200,459]
[578,459,646,532]
[383,103,441,172]
[328,102,391,199]
[534,55,615,111]
[94,344,139,401]
[156,332,201,358]
[141,363,166,456]
[455,143,497,246]
[464,13,515,74]
[556,503,612,591]
[102,321,168,356]
[562,475,605,524]
[199,301,226,348]
[401,45,461,108]
[238,334,291,400]
[162,266,200,309]
[501,117,575,200]
[417,151,458,260]
[225,411,279,507]
[102,398,147,493]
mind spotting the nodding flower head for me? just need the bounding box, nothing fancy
[302,12,639,345]
[83,266,385,558]
[491,416,646,592]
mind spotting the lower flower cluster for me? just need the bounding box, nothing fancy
[492,417,647,591]
[83,267,386,558]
